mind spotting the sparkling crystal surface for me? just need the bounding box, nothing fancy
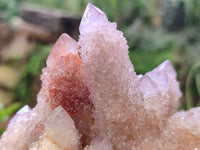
[0,3,199,150]
[29,106,81,150]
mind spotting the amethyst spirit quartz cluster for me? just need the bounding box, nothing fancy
[1,3,200,150]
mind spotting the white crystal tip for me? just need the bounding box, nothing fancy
[80,3,108,32]
[157,60,176,76]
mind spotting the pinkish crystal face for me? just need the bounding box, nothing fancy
[1,3,200,150]
[46,33,79,67]
[40,33,94,146]
[79,3,108,34]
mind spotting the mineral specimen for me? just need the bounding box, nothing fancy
[1,3,200,150]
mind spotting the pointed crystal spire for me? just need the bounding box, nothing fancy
[46,33,79,67]
[143,60,181,115]
[30,106,81,149]
[79,3,108,34]
[153,60,176,77]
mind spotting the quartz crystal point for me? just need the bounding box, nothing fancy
[0,106,37,150]
[37,33,94,146]
[79,3,158,149]
[1,3,200,150]
[0,33,93,149]
[29,106,81,150]
[139,60,181,129]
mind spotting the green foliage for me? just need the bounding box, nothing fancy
[184,0,200,25]
[0,103,21,136]
[22,0,79,13]
[185,60,200,109]
[0,0,158,27]
[125,22,175,51]
[96,0,156,26]
[0,0,92,21]
[13,45,51,105]
[0,0,9,10]
[0,0,21,21]
[196,72,200,100]
[129,49,174,75]
[0,128,5,136]
[139,0,157,17]
[0,103,21,122]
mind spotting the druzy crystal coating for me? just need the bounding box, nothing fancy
[1,3,200,150]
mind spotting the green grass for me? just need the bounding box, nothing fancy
[0,103,21,136]
[129,49,174,75]
[13,44,51,105]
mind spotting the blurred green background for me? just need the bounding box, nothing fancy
[0,0,200,135]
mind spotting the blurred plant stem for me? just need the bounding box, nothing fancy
[0,103,21,136]
[185,60,200,109]
[0,103,21,122]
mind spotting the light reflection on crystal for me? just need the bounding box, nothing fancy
[0,3,200,150]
